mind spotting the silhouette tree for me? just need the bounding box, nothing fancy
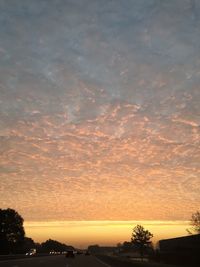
[187,211,200,234]
[122,241,133,251]
[131,224,153,260]
[0,208,25,254]
[116,242,122,253]
[41,239,69,252]
[23,237,36,253]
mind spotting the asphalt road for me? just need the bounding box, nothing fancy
[0,255,110,267]
[0,255,191,267]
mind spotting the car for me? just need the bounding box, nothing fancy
[65,250,75,258]
[85,250,90,256]
[26,248,36,256]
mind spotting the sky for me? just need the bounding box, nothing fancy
[0,0,200,246]
[24,220,189,248]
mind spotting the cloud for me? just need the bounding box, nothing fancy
[0,0,199,221]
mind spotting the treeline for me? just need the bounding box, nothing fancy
[23,237,74,254]
[0,208,73,255]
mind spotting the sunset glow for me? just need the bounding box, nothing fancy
[0,0,199,248]
[24,220,190,247]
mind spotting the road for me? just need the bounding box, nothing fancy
[0,254,189,267]
[0,255,110,267]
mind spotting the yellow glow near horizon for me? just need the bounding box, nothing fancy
[24,220,190,248]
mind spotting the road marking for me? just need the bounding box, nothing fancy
[95,257,111,267]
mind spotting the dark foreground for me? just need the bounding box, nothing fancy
[0,254,198,267]
[96,255,198,267]
[0,255,108,267]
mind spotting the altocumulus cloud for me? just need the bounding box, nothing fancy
[0,0,200,221]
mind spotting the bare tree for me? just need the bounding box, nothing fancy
[131,224,153,260]
[187,211,200,234]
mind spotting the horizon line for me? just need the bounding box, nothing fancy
[24,220,190,228]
